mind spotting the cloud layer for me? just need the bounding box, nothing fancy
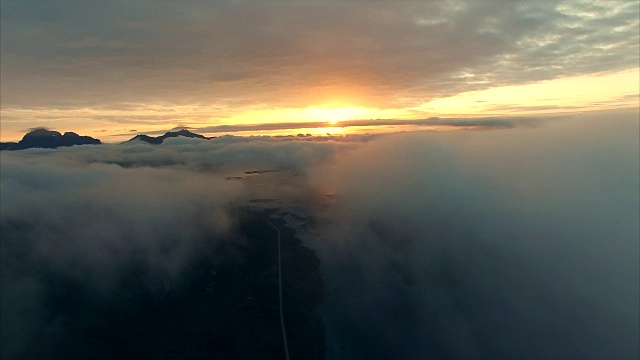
[309,110,639,359]
[1,109,638,359]
[1,1,637,123]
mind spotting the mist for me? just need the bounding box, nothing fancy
[1,109,638,359]
[310,110,639,359]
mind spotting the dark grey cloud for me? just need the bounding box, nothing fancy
[189,116,542,134]
[0,159,244,358]
[1,0,637,115]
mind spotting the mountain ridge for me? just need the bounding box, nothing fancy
[0,129,101,151]
[126,129,210,145]
[1,129,213,151]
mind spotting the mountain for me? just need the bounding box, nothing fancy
[127,134,164,145]
[126,129,209,145]
[163,129,208,140]
[0,129,101,151]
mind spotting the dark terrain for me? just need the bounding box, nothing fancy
[0,129,101,150]
[0,209,325,360]
[0,129,210,150]
[126,129,209,145]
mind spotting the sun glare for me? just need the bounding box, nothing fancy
[306,106,373,125]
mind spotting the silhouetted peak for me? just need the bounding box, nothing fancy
[126,129,208,145]
[1,129,101,150]
[127,134,163,144]
[23,129,62,139]
[163,129,206,139]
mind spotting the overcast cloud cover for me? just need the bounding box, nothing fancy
[1,109,638,359]
[1,0,638,128]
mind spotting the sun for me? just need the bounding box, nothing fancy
[306,105,368,125]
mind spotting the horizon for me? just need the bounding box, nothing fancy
[1,1,638,142]
[0,112,551,143]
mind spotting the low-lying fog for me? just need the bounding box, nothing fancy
[2,109,638,359]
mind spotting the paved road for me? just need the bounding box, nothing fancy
[256,216,290,360]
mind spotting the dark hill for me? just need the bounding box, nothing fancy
[164,129,207,140]
[0,129,101,151]
[127,134,164,145]
[126,129,208,145]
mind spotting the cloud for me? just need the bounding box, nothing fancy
[10,134,361,174]
[306,110,639,359]
[105,116,539,138]
[0,157,249,358]
[0,109,638,359]
[190,116,541,135]
[22,126,51,133]
[1,0,637,114]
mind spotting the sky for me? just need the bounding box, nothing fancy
[1,0,638,142]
